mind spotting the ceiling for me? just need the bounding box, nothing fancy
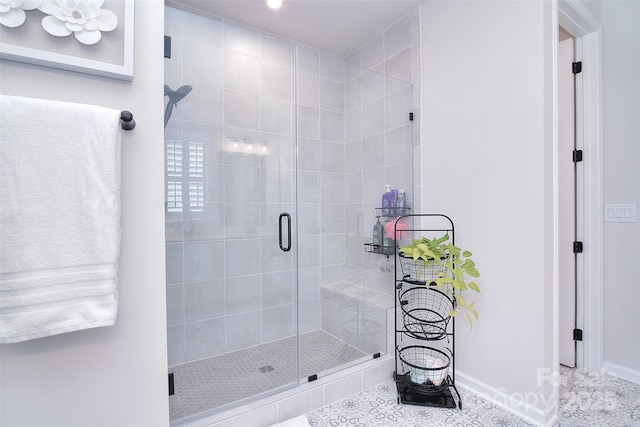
[172,0,428,57]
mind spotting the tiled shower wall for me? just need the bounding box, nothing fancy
[164,3,420,367]
[343,11,421,298]
[295,45,346,321]
[164,4,350,367]
[318,10,421,354]
[165,5,292,366]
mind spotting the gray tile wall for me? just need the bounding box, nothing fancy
[165,5,301,366]
[342,10,420,298]
[164,4,420,368]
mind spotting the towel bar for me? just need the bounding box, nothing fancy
[120,110,135,130]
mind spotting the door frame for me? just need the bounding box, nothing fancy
[557,0,603,373]
[557,34,578,368]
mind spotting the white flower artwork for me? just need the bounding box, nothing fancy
[0,0,131,80]
[0,0,42,28]
[38,0,118,45]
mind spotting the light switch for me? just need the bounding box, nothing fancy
[604,204,637,223]
[607,207,614,219]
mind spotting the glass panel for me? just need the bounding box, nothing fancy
[164,5,298,423]
[164,3,414,422]
[296,47,413,382]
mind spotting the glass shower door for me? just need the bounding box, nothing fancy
[164,5,299,423]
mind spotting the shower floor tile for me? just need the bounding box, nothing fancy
[169,330,368,422]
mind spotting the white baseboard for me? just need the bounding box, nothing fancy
[456,371,557,427]
[603,362,640,385]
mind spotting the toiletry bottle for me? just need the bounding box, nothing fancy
[382,221,391,251]
[373,218,383,252]
[397,189,406,211]
[390,189,398,215]
[382,185,391,216]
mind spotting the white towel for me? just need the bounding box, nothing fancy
[0,95,122,343]
[268,415,311,427]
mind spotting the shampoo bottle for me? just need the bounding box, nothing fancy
[382,222,391,250]
[397,189,406,210]
[382,185,392,216]
[372,219,383,251]
[390,189,398,215]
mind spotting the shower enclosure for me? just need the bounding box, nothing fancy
[164,3,414,423]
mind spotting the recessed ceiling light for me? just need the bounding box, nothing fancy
[266,0,282,10]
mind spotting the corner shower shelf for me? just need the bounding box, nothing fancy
[364,242,395,255]
[375,206,411,218]
[393,214,462,410]
[364,206,411,255]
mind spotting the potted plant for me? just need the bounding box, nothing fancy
[399,233,480,327]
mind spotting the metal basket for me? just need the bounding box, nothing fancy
[399,286,455,339]
[398,254,449,285]
[397,345,451,392]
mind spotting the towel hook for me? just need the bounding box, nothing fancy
[120,111,135,130]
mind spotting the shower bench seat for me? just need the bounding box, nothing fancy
[320,281,394,310]
[319,282,393,356]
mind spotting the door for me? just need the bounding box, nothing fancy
[558,33,577,367]
[163,6,300,421]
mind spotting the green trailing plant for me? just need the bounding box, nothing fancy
[400,233,481,327]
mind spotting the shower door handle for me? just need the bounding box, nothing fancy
[279,212,291,252]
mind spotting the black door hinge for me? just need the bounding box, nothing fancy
[573,328,583,341]
[164,35,172,59]
[572,61,582,74]
[409,112,414,121]
[573,149,583,162]
[573,241,583,253]
[168,372,175,396]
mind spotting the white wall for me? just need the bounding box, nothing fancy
[420,0,555,423]
[601,0,640,380]
[0,1,169,426]
[579,0,602,22]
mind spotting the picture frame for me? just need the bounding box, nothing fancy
[0,0,134,81]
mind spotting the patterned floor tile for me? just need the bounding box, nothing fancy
[555,365,640,426]
[307,381,533,427]
[307,365,640,427]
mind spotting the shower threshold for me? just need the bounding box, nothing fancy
[169,329,369,422]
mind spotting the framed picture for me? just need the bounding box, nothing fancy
[0,0,134,81]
